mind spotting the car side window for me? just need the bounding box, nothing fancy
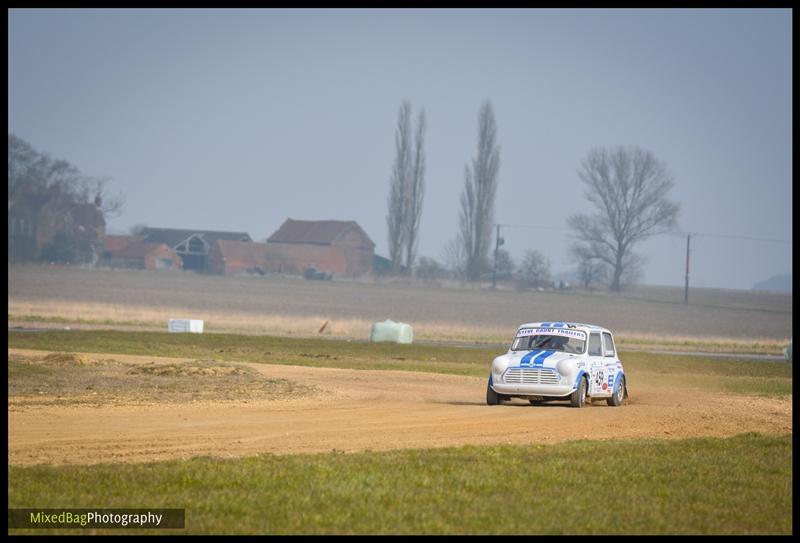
[588,333,602,356]
[603,333,615,357]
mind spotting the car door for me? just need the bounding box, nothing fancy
[601,332,620,397]
[587,332,605,396]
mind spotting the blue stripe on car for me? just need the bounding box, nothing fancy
[520,350,542,366]
[552,322,565,327]
[573,370,587,390]
[533,350,556,365]
[612,371,624,394]
[540,322,551,327]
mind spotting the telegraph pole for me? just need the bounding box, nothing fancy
[492,224,502,289]
[683,233,691,304]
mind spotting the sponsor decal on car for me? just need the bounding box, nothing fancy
[594,370,605,388]
[517,328,587,340]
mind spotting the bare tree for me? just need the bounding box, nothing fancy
[517,249,551,290]
[8,133,125,263]
[404,108,426,272]
[571,245,608,290]
[619,251,646,288]
[415,256,445,280]
[386,102,412,273]
[458,101,500,281]
[442,237,466,280]
[568,146,679,292]
[91,177,125,218]
[495,247,514,279]
[8,133,125,215]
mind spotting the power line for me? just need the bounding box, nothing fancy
[501,225,791,244]
[692,232,792,245]
[495,223,572,231]
[670,229,791,244]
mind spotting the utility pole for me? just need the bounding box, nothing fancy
[492,224,502,289]
[684,233,691,304]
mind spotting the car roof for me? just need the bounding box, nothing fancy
[516,322,612,334]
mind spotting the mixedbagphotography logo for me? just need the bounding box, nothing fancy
[8,509,185,529]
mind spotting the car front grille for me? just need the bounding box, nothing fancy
[503,367,560,385]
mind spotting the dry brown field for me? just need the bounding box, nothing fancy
[8,265,792,349]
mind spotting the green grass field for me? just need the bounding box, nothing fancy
[7,433,792,535]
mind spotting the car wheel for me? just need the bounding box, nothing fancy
[486,381,500,405]
[529,399,543,406]
[570,376,588,408]
[607,376,626,407]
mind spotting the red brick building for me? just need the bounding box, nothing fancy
[100,235,181,270]
[265,219,374,277]
[138,227,252,271]
[208,239,270,275]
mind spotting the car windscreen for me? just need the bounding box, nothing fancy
[511,329,586,354]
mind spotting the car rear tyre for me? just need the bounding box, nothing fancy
[570,376,588,408]
[607,376,626,407]
[486,382,500,405]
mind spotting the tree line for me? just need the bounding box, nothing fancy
[8,133,124,263]
[385,102,680,292]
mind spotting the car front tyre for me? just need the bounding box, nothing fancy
[570,376,588,408]
[486,381,500,405]
[607,376,626,407]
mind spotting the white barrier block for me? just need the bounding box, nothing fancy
[168,319,204,333]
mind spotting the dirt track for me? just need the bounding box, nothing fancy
[8,349,792,466]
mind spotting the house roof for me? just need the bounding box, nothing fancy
[114,240,173,259]
[140,227,252,248]
[267,218,373,246]
[103,235,143,253]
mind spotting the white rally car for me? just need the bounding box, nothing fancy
[486,322,627,408]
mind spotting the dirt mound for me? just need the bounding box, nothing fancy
[41,352,97,365]
[126,360,253,377]
[9,352,317,408]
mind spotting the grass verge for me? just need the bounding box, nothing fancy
[9,302,790,355]
[8,330,793,398]
[7,433,791,535]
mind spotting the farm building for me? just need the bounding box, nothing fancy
[265,218,375,277]
[100,235,181,270]
[102,234,140,257]
[138,227,252,271]
[208,239,270,275]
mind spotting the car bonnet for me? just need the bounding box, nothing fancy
[508,349,576,368]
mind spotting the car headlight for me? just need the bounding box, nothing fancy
[491,357,508,377]
[556,358,572,377]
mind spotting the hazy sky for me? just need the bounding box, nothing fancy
[8,8,792,290]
